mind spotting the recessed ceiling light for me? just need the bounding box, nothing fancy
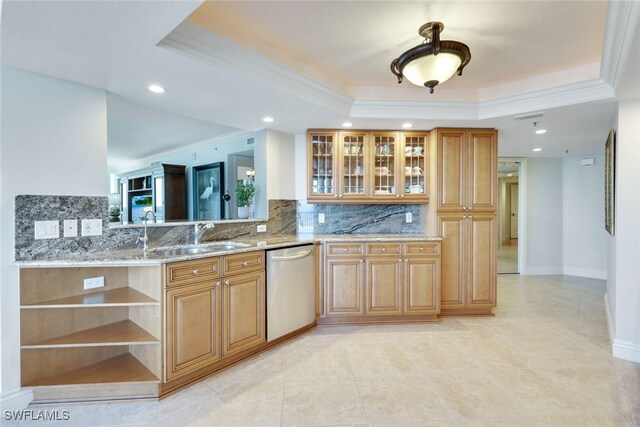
[507,173,513,177]
[342,122,353,127]
[262,116,274,123]
[533,148,542,152]
[402,123,413,129]
[535,129,547,135]
[148,84,165,94]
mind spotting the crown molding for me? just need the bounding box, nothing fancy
[478,78,615,119]
[600,0,640,90]
[350,99,478,120]
[159,22,354,115]
[136,130,254,166]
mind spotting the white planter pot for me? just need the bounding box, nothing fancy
[237,206,250,219]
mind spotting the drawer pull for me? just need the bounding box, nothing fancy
[224,279,230,285]
[215,281,221,287]
[420,247,424,252]
[192,269,199,275]
[242,261,249,267]
[382,248,386,252]
[344,248,348,252]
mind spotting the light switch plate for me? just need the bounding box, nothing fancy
[81,219,102,236]
[34,221,59,239]
[257,224,267,233]
[406,212,413,223]
[318,213,325,224]
[63,220,78,237]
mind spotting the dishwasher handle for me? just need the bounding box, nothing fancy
[271,249,313,262]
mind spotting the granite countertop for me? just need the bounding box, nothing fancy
[16,234,442,267]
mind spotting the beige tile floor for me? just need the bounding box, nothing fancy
[15,275,640,427]
[498,239,518,274]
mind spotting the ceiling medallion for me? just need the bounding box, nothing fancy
[390,21,471,94]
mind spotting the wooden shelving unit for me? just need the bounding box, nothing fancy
[22,320,159,348]
[20,266,163,402]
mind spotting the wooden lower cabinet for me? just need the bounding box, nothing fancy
[326,258,365,316]
[366,258,402,315]
[222,271,265,357]
[321,241,440,323]
[166,281,221,381]
[438,213,496,313]
[403,257,440,314]
[164,251,266,383]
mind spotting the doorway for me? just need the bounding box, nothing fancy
[498,161,520,273]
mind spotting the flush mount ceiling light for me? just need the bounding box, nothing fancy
[342,122,353,127]
[402,123,413,129]
[262,116,274,123]
[533,148,542,152]
[148,84,165,94]
[391,21,471,94]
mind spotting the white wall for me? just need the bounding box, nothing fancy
[607,99,640,363]
[0,67,107,408]
[562,156,608,279]
[294,134,307,200]
[524,158,563,274]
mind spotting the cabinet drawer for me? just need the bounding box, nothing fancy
[326,243,365,257]
[404,242,440,256]
[222,251,264,276]
[366,242,401,256]
[166,258,221,287]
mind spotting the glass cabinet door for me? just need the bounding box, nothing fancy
[309,132,337,199]
[402,133,429,199]
[339,132,367,200]
[372,132,399,199]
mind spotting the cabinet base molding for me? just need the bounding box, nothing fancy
[317,314,439,325]
[439,307,494,317]
[31,382,159,404]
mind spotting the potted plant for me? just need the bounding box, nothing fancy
[235,182,256,219]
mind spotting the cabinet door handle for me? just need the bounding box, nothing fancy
[344,248,349,252]
[215,281,221,287]
[468,215,473,219]
[334,194,339,198]
[398,259,402,263]
[419,247,424,252]
[242,261,249,267]
[381,247,386,252]
[360,259,364,263]
[224,279,230,285]
[192,269,199,275]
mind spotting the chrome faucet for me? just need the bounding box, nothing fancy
[194,222,215,245]
[137,211,156,253]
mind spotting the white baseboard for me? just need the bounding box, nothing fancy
[0,388,33,411]
[521,266,563,275]
[563,267,607,280]
[612,339,640,363]
[604,293,615,344]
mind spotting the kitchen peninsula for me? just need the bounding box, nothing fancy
[17,233,441,403]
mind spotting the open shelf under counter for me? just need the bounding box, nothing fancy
[29,353,159,387]
[21,287,160,309]
[22,320,160,349]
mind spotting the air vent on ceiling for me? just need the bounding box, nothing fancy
[246,138,255,145]
[150,161,161,167]
[513,112,545,121]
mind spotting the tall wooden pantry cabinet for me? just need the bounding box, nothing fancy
[435,128,498,315]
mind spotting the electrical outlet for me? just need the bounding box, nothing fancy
[257,224,267,233]
[63,220,78,237]
[83,276,104,290]
[81,219,102,236]
[318,213,325,224]
[34,221,59,239]
[406,212,413,223]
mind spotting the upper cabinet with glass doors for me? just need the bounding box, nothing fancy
[307,130,430,204]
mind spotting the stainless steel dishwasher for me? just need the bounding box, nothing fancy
[266,244,315,342]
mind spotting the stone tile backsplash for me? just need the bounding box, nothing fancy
[297,202,420,234]
[15,196,297,261]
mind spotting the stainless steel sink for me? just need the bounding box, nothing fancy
[151,242,251,257]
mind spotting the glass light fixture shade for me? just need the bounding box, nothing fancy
[390,21,471,93]
[402,53,462,87]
